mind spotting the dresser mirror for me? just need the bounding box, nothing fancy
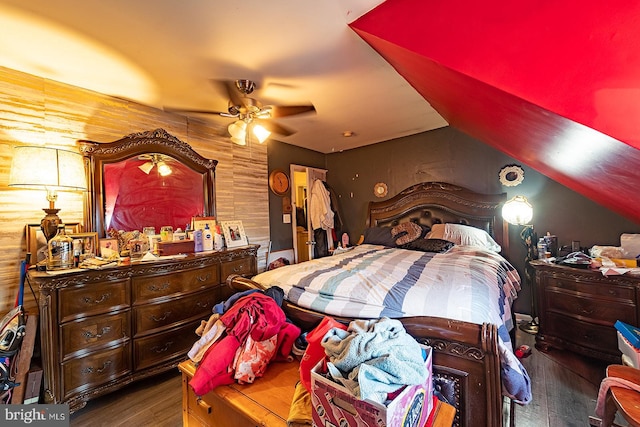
[79,129,217,237]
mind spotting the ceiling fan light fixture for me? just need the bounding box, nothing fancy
[138,153,173,175]
[252,124,271,144]
[231,136,247,146]
[228,120,247,139]
[156,161,172,176]
[138,161,154,174]
[256,107,272,119]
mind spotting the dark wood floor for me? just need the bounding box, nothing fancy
[506,320,609,427]
[70,317,621,427]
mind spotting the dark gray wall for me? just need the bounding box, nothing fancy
[269,126,640,314]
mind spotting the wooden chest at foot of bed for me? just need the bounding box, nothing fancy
[178,359,299,427]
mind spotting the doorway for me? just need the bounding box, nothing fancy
[290,164,327,263]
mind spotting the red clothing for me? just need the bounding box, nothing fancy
[190,293,300,396]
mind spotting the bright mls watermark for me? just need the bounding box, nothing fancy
[2,405,69,426]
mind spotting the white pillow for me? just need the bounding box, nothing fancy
[427,223,501,252]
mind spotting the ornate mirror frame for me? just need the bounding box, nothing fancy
[78,128,218,237]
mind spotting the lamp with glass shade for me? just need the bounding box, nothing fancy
[502,195,540,334]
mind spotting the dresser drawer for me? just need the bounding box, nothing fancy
[134,290,218,336]
[134,321,199,371]
[132,265,220,303]
[221,257,254,282]
[545,289,636,325]
[62,343,131,400]
[546,312,619,357]
[59,279,130,322]
[61,311,130,360]
[545,275,635,301]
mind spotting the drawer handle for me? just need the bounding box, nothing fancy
[151,341,173,354]
[82,360,112,375]
[577,306,594,315]
[83,326,112,341]
[197,273,212,282]
[196,301,210,309]
[233,265,245,273]
[196,397,212,414]
[148,282,170,292]
[82,293,111,305]
[150,311,172,322]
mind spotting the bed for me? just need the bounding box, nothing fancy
[228,181,531,427]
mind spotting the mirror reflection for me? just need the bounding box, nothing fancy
[80,128,217,238]
[103,153,204,232]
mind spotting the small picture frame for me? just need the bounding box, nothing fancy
[192,216,216,232]
[99,238,119,258]
[26,223,82,263]
[68,232,99,260]
[221,220,248,248]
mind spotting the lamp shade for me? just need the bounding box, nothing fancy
[502,195,533,225]
[9,146,86,191]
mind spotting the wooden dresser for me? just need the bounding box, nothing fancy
[531,260,640,362]
[29,245,258,412]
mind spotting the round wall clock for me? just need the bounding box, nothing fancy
[269,169,290,196]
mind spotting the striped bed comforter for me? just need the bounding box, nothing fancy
[252,243,532,403]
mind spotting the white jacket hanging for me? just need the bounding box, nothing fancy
[309,179,334,231]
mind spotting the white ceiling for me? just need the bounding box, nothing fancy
[0,0,447,153]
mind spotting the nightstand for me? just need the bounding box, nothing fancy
[531,260,640,362]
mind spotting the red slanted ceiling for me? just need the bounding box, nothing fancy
[350,0,640,224]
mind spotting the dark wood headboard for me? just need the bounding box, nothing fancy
[367,182,508,253]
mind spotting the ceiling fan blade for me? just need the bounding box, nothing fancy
[268,105,316,118]
[255,119,295,136]
[163,106,237,117]
[208,79,250,108]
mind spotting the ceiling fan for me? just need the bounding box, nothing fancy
[137,154,172,176]
[164,79,316,145]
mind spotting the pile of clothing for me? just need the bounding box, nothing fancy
[188,288,301,396]
[321,317,429,404]
[287,316,429,426]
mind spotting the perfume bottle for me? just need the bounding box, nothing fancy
[48,224,74,270]
[203,224,214,251]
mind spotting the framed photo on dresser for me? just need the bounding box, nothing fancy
[68,232,99,260]
[221,220,248,248]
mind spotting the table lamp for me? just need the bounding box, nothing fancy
[9,146,87,241]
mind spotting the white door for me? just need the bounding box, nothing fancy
[290,164,327,263]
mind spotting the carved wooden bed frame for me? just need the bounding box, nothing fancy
[228,182,511,427]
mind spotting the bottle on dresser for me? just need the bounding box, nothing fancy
[48,224,74,270]
[537,238,548,260]
[203,224,214,251]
